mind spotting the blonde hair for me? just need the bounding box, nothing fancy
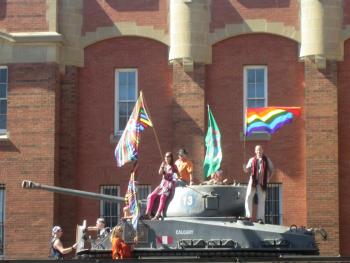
[110,226,123,242]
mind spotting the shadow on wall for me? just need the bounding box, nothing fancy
[0,140,20,153]
[0,0,6,20]
[105,0,159,11]
[238,0,290,8]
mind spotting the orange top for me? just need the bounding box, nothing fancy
[175,158,193,184]
[111,237,131,259]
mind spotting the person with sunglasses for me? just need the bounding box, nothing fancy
[50,226,77,259]
[145,152,179,220]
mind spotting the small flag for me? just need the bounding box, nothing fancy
[203,106,222,179]
[156,235,173,245]
[115,92,153,167]
[125,170,139,230]
[245,107,301,136]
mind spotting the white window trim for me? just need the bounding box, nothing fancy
[0,66,8,136]
[243,65,268,134]
[114,69,138,135]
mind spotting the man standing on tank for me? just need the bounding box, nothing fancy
[243,145,274,223]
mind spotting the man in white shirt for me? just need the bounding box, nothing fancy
[87,218,111,239]
[243,145,274,223]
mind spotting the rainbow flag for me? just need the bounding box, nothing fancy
[125,171,139,230]
[115,92,153,167]
[245,107,301,136]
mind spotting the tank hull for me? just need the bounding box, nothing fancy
[78,217,318,258]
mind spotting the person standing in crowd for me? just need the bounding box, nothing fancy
[243,145,274,223]
[50,226,77,259]
[145,152,178,220]
[87,218,111,239]
[175,148,194,185]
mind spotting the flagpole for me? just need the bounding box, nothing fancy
[140,91,163,161]
[243,107,247,169]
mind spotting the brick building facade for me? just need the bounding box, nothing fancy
[0,0,349,259]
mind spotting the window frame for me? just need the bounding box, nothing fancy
[137,184,151,201]
[99,185,120,228]
[243,65,268,135]
[114,69,138,135]
[0,66,8,136]
[265,183,282,225]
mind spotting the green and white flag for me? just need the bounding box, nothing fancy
[203,106,222,178]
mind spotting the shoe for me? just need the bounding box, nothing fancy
[256,219,264,224]
[151,214,161,221]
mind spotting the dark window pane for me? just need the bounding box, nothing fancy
[128,71,136,85]
[127,102,135,116]
[0,69,7,83]
[0,115,6,130]
[119,85,128,101]
[0,101,7,114]
[128,85,136,100]
[119,116,127,130]
[119,72,127,86]
[100,186,119,228]
[256,99,265,107]
[255,69,265,83]
[247,99,256,108]
[256,83,265,98]
[119,102,127,116]
[247,84,255,98]
[0,84,7,99]
[247,69,255,83]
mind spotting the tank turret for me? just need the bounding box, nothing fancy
[22,180,245,218]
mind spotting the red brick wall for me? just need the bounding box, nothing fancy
[172,61,205,182]
[211,0,300,31]
[0,0,48,32]
[338,39,350,256]
[304,59,339,255]
[83,0,168,34]
[206,33,306,226]
[58,66,79,247]
[0,63,59,259]
[76,37,171,225]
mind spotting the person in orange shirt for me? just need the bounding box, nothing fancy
[110,226,132,259]
[175,148,194,185]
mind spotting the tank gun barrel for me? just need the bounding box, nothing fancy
[21,180,125,203]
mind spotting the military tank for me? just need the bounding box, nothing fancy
[22,180,325,259]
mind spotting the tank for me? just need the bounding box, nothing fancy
[22,180,326,259]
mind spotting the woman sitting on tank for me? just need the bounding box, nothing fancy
[145,152,179,220]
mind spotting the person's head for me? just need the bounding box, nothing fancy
[212,168,223,182]
[110,226,123,241]
[96,218,106,230]
[178,148,187,160]
[164,152,174,165]
[255,145,263,158]
[52,226,63,237]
